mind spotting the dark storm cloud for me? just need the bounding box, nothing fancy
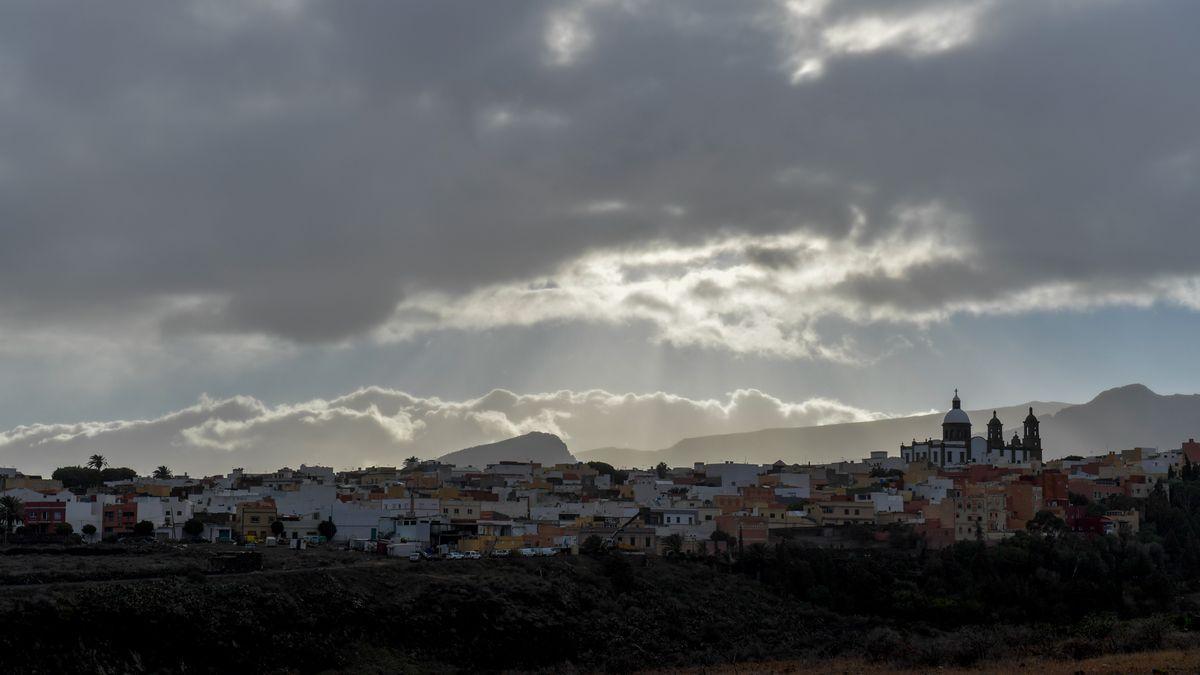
[1,0,1198,346]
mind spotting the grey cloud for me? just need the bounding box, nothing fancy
[690,279,726,300]
[0,0,1198,350]
[744,246,801,270]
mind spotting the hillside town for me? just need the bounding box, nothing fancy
[0,393,1193,558]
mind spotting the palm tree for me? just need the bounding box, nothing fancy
[403,456,420,471]
[152,465,173,480]
[87,454,108,491]
[0,496,24,544]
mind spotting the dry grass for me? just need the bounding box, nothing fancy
[651,648,1200,674]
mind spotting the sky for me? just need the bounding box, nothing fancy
[2,0,1199,475]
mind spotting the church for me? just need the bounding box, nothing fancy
[900,391,1043,467]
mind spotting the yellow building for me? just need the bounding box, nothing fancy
[0,475,63,492]
[236,499,278,542]
[813,501,876,526]
[440,499,482,521]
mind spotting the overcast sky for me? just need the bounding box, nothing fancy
[2,1,1199,475]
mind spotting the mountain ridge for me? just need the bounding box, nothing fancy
[578,384,1200,467]
[440,385,1200,469]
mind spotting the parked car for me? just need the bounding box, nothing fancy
[447,551,466,560]
[517,547,538,557]
[408,552,421,562]
[536,547,558,556]
[464,550,482,560]
[491,548,510,557]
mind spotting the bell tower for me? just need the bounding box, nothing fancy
[987,411,1004,451]
[1022,407,1042,459]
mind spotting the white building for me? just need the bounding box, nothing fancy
[704,462,761,488]
[901,392,1043,467]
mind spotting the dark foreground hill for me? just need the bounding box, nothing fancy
[0,542,1195,674]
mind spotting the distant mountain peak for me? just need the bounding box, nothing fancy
[437,431,575,467]
[1086,383,1159,405]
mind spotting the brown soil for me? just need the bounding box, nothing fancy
[652,648,1200,674]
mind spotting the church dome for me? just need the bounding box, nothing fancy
[943,389,970,425]
[944,407,971,425]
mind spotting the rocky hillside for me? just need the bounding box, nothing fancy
[437,431,575,467]
[1040,384,1200,455]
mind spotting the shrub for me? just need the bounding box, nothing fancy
[864,627,904,662]
[581,535,605,556]
[317,518,337,541]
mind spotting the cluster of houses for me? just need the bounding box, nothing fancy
[0,394,1193,554]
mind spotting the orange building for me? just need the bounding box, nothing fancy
[103,500,138,537]
[715,515,769,546]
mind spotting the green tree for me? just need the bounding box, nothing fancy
[403,456,420,470]
[81,523,97,541]
[0,496,23,544]
[710,529,734,543]
[87,454,107,471]
[152,465,173,479]
[182,518,204,540]
[100,467,138,483]
[54,522,73,536]
[1026,509,1067,536]
[655,462,669,479]
[317,518,337,541]
[662,533,684,555]
[53,465,107,491]
[586,461,629,485]
[133,520,155,537]
[581,534,605,556]
[271,519,285,538]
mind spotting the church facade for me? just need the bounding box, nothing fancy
[900,391,1043,467]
